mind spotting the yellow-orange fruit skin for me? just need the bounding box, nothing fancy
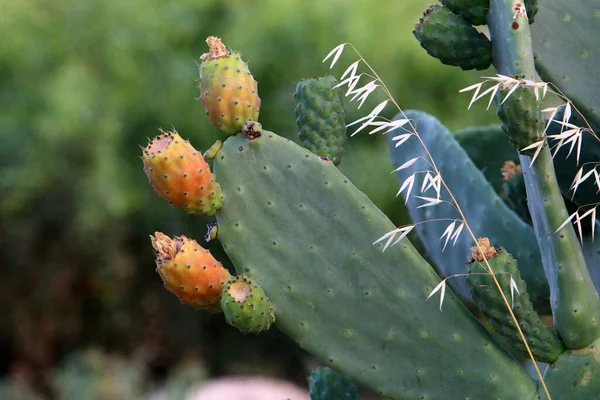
[198,51,261,135]
[152,233,231,311]
[142,130,223,216]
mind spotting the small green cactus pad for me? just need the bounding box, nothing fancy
[213,131,539,399]
[495,85,544,155]
[220,275,275,335]
[530,0,600,127]
[294,76,347,166]
[389,110,549,311]
[440,0,489,25]
[544,336,600,398]
[308,367,359,400]
[413,4,492,71]
[466,241,564,363]
[453,124,518,194]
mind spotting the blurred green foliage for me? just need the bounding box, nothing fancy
[0,0,497,397]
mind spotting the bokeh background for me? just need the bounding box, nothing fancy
[0,0,498,398]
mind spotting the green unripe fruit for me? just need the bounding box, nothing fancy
[308,367,359,400]
[441,0,537,25]
[220,275,275,334]
[294,75,347,166]
[413,4,492,71]
[440,0,489,25]
[496,85,544,155]
[466,239,565,363]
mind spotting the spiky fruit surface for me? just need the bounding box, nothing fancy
[294,76,347,166]
[151,232,231,311]
[198,37,260,135]
[495,85,543,155]
[220,275,274,335]
[308,367,358,400]
[466,239,565,363]
[413,4,492,71]
[440,0,489,25]
[142,129,223,216]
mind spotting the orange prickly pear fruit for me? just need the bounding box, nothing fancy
[151,232,231,311]
[142,129,223,216]
[198,36,261,135]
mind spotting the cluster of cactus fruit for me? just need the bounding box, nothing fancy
[141,0,600,396]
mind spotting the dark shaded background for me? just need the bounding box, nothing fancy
[0,0,497,398]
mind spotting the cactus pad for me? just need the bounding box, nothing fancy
[413,4,492,71]
[212,131,538,399]
[294,76,347,166]
[220,275,275,334]
[389,110,549,310]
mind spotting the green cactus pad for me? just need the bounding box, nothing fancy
[530,0,600,127]
[220,275,275,335]
[308,367,359,400]
[413,4,492,71]
[453,124,518,194]
[467,244,564,363]
[546,105,600,210]
[440,0,489,25]
[213,131,539,399]
[294,76,347,166]
[525,0,539,23]
[389,110,549,311]
[496,85,544,155]
[544,336,600,398]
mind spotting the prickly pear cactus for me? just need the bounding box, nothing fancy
[413,4,492,71]
[198,36,261,135]
[294,75,347,166]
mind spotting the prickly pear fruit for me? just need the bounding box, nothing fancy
[413,4,492,71]
[151,232,231,311]
[142,129,223,216]
[440,0,489,25]
[495,85,544,155]
[501,161,531,224]
[220,275,275,334]
[294,76,347,166]
[466,238,565,363]
[308,367,359,400]
[198,36,261,135]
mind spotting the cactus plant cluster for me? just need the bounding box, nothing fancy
[140,1,600,396]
